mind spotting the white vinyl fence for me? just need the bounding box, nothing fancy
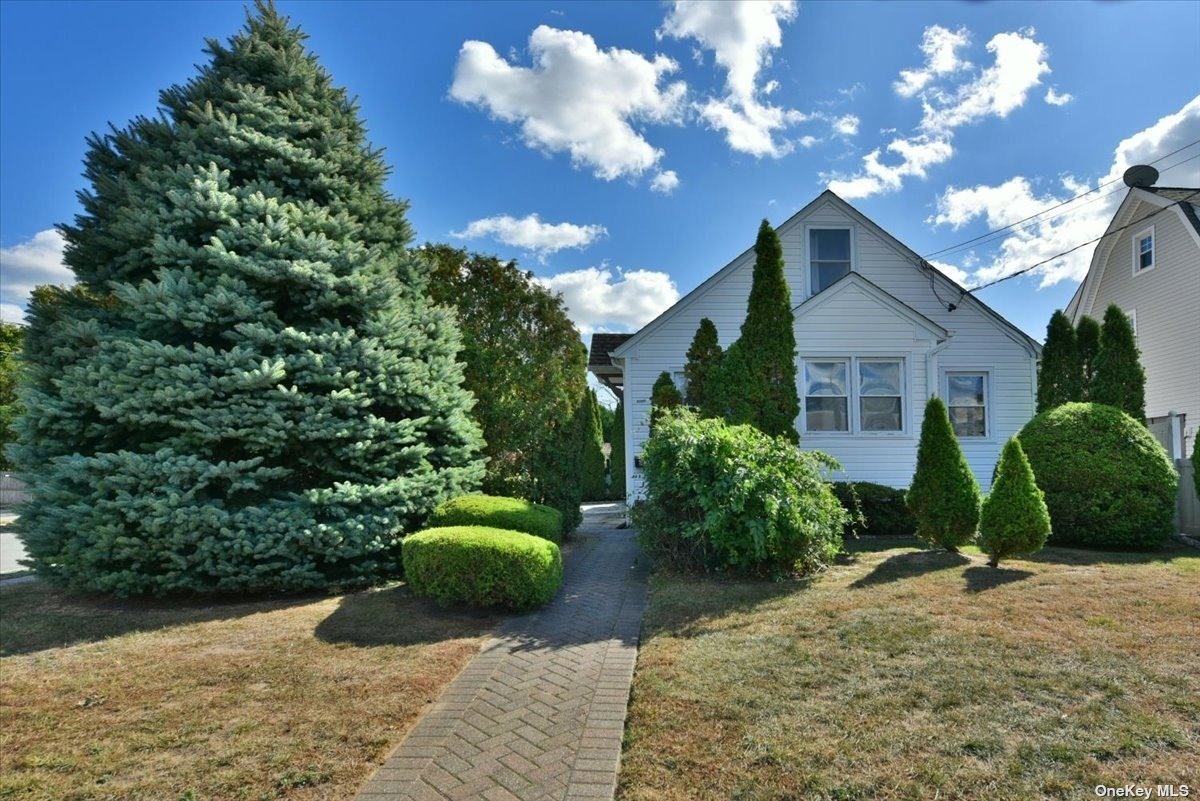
[0,473,30,512]
[1179,459,1200,537]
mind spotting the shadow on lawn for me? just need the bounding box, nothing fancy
[962,565,1034,593]
[314,584,500,648]
[0,582,318,657]
[1025,542,1194,566]
[849,549,970,589]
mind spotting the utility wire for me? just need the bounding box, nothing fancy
[922,137,1200,260]
[967,190,1200,293]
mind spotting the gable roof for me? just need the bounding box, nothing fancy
[1068,185,1200,322]
[793,271,948,339]
[588,333,634,368]
[612,189,1040,358]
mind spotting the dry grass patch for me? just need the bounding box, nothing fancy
[619,539,1200,801]
[0,581,499,800]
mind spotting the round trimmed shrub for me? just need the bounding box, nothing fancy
[831,482,917,538]
[429,495,564,543]
[1016,403,1177,548]
[402,526,563,610]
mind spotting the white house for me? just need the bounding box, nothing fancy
[590,190,1042,501]
[1065,176,1200,459]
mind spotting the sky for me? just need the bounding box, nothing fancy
[2,0,1199,350]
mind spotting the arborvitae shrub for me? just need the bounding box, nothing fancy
[10,5,484,595]
[632,409,844,577]
[906,397,981,551]
[1037,310,1081,411]
[609,399,626,500]
[1076,315,1101,400]
[402,526,562,610]
[684,318,722,411]
[428,495,564,544]
[978,438,1051,566]
[650,371,683,432]
[580,389,606,500]
[1017,403,1176,548]
[1092,304,1146,420]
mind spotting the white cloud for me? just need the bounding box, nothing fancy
[930,95,1200,289]
[451,213,606,259]
[832,114,859,137]
[537,266,680,334]
[894,25,971,98]
[450,25,687,182]
[1045,87,1073,106]
[650,170,680,194]
[659,0,806,158]
[929,260,973,288]
[826,26,1053,199]
[0,229,74,323]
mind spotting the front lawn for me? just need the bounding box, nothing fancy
[0,581,498,800]
[618,539,1200,800]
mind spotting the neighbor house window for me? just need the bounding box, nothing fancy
[809,228,851,293]
[1133,226,1154,273]
[672,370,688,397]
[946,373,987,438]
[804,360,849,432]
[803,357,905,434]
[858,360,903,431]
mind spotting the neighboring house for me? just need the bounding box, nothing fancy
[1065,178,1200,458]
[590,190,1042,501]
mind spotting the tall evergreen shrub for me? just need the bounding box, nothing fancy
[650,371,683,432]
[609,399,626,500]
[906,397,981,551]
[1076,315,1101,400]
[684,318,722,411]
[580,389,606,500]
[978,438,1051,567]
[1037,310,1081,411]
[11,4,484,595]
[1092,304,1146,420]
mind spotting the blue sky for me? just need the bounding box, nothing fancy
[2,0,1198,344]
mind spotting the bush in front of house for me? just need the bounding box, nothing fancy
[831,482,917,538]
[907,397,982,552]
[429,495,564,543]
[402,526,563,610]
[631,408,845,577]
[1016,402,1176,548]
[979,438,1051,566]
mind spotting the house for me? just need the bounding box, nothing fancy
[590,190,1042,501]
[1065,171,1200,459]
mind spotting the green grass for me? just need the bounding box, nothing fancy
[619,540,1200,801]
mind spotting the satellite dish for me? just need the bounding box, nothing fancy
[1123,165,1159,188]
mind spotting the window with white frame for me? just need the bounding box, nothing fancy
[946,372,987,438]
[1133,226,1155,273]
[803,357,904,433]
[672,370,688,397]
[809,228,851,294]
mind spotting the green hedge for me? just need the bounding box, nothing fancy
[1016,403,1176,548]
[428,495,564,543]
[831,482,917,538]
[402,526,563,610]
[632,409,844,577]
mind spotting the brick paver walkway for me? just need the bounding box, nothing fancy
[357,504,648,801]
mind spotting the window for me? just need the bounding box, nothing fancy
[946,373,987,438]
[803,357,905,434]
[804,360,849,432]
[1133,226,1155,273]
[672,370,688,396]
[809,228,851,293]
[859,361,903,431]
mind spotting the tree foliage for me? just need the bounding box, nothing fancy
[609,399,626,500]
[580,389,607,500]
[11,4,484,595]
[1076,314,1101,400]
[1037,310,1081,411]
[423,243,588,508]
[650,371,683,432]
[707,220,798,441]
[0,322,21,471]
[906,397,981,551]
[684,318,722,411]
[1092,304,1146,420]
[978,438,1051,567]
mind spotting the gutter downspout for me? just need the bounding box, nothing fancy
[925,338,952,400]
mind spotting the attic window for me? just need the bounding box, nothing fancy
[1133,226,1155,273]
[809,228,851,293]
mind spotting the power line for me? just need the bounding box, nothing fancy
[922,137,1200,260]
[967,190,1200,293]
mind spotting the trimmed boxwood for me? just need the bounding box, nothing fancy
[832,482,917,538]
[428,495,564,543]
[402,526,563,610]
[1016,402,1177,548]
